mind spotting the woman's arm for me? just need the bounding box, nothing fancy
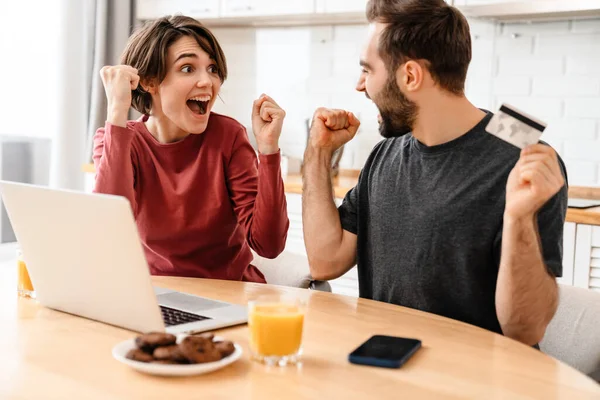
[93,65,140,215]
[92,124,138,215]
[226,128,289,258]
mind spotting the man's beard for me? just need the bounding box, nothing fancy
[374,76,418,139]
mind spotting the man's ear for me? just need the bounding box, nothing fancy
[396,60,423,93]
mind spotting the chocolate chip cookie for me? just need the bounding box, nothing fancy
[153,345,188,363]
[214,341,235,358]
[179,336,222,364]
[135,332,177,353]
[126,348,155,363]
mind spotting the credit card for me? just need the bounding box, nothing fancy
[485,103,546,149]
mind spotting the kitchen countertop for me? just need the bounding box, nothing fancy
[566,207,600,226]
[284,173,600,226]
[283,172,358,200]
[83,164,600,226]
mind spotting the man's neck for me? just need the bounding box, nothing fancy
[145,113,189,144]
[411,94,486,147]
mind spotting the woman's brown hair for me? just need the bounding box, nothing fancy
[120,15,228,114]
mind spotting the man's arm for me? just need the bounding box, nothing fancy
[496,215,559,345]
[302,108,360,281]
[303,146,357,280]
[496,144,565,345]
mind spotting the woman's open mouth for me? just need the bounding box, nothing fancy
[186,95,211,116]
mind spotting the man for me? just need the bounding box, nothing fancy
[302,0,567,346]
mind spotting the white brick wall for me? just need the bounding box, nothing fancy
[497,56,564,76]
[565,99,600,119]
[533,77,600,97]
[211,17,600,186]
[211,24,380,167]
[489,19,600,186]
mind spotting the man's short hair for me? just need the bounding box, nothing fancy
[367,0,472,95]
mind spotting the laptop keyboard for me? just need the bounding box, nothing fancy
[160,305,210,327]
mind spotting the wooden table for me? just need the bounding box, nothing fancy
[1,266,599,399]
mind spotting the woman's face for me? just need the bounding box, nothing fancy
[150,35,222,135]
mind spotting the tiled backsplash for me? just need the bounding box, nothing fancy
[212,18,600,185]
[211,24,380,171]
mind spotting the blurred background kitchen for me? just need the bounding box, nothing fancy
[1,0,600,295]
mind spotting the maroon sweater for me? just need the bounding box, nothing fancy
[92,113,289,282]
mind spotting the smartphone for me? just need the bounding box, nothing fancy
[348,335,422,369]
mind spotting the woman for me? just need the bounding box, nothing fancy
[93,15,289,282]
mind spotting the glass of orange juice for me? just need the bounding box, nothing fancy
[16,248,35,298]
[248,295,306,366]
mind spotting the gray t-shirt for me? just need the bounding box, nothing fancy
[338,112,568,335]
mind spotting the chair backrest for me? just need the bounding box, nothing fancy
[540,284,600,376]
[251,250,313,289]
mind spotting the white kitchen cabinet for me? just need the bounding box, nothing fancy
[220,0,254,17]
[573,224,600,292]
[221,0,314,17]
[253,0,314,16]
[329,266,359,297]
[284,193,306,256]
[137,0,220,20]
[316,0,367,13]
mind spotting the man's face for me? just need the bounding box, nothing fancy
[356,23,417,138]
[150,36,222,135]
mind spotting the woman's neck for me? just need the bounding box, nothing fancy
[144,114,189,144]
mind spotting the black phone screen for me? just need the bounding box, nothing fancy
[350,335,421,361]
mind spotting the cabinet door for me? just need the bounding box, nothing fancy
[222,0,314,17]
[137,0,220,20]
[221,0,256,17]
[137,0,167,19]
[320,0,368,13]
[329,266,359,297]
[252,0,314,16]
[284,194,306,255]
[573,224,600,292]
[590,226,600,292]
[182,0,220,19]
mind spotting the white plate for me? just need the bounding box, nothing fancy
[112,334,243,376]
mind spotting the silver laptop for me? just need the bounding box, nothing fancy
[0,181,248,334]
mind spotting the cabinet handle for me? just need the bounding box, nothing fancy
[189,8,212,13]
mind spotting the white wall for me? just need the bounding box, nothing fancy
[0,2,62,139]
[469,18,600,186]
[211,24,381,170]
[211,18,600,186]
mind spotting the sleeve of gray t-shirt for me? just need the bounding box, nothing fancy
[338,185,359,235]
[493,169,568,278]
[338,141,386,235]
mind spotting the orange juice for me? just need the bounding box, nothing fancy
[17,249,34,297]
[249,303,304,357]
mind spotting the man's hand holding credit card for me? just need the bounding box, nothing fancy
[486,104,565,220]
[486,103,546,149]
